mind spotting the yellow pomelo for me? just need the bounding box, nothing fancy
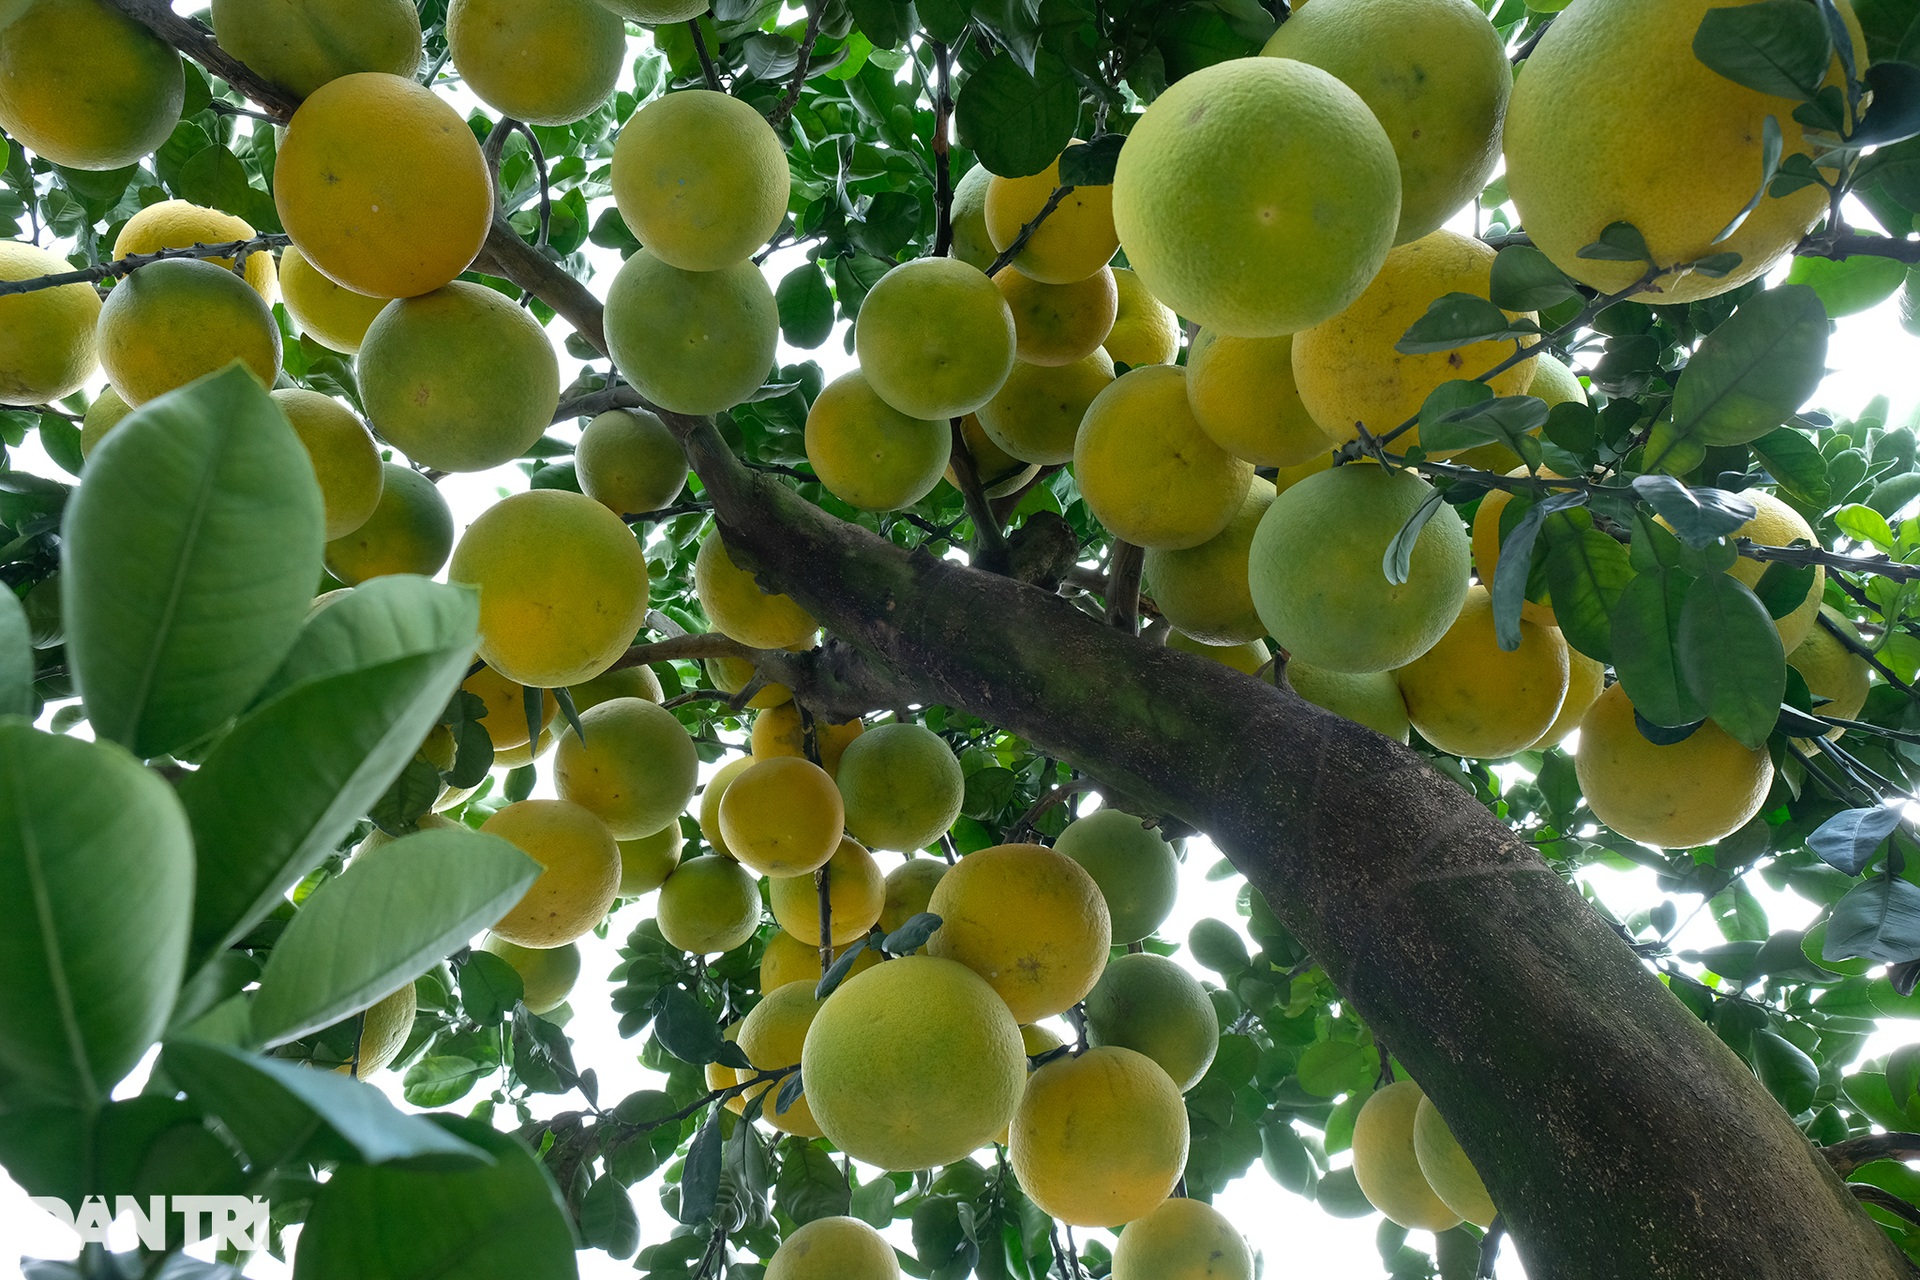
[706,655,793,709]
[719,756,845,877]
[766,1216,899,1280]
[1292,230,1536,455]
[78,388,131,458]
[0,240,99,406]
[949,164,998,271]
[493,725,557,768]
[1084,951,1218,1092]
[578,408,689,517]
[0,0,182,171]
[1105,267,1180,367]
[482,799,622,948]
[761,929,881,992]
[1143,481,1274,645]
[996,266,1118,367]
[996,1025,1067,1143]
[323,463,454,584]
[1727,490,1825,651]
[1168,632,1271,676]
[1288,660,1412,744]
[1575,683,1774,848]
[1075,365,1256,551]
[450,489,651,689]
[210,0,421,98]
[950,412,1040,497]
[359,281,561,472]
[1351,1081,1461,1231]
[340,981,417,1075]
[272,389,383,540]
[1111,1198,1254,1280]
[834,722,964,853]
[570,663,664,711]
[611,89,791,271]
[975,347,1115,466]
[1273,450,1336,495]
[554,696,700,839]
[617,822,683,896]
[985,145,1119,284]
[447,0,623,126]
[606,250,777,415]
[1504,0,1862,302]
[698,755,756,859]
[1471,471,1565,626]
[1529,644,1604,750]
[278,244,390,355]
[98,259,281,405]
[480,935,582,1015]
[598,0,708,20]
[114,201,275,301]
[928,842,1111,1022]
[855,258,1017,420]
[1396,584,1570,759]
[463,664,556,751]
[879,857,948,936]
[1248,464,1471,673]
[695,529,818,649]
[275,73,491,299]
[1413,1094,1497,1228]
[1790,607,1871,737]
[801,955,1027,1169]
[1185,329,1334,467]
[769,837,884,946]
[739,981,828,1137]
[1263,0,1510,245]
[1112,57,1399,337]
[805,370,951,512]
[1010,1046,1189,1227]
[656,854,762,954]
[1054,810,1180,945]
[749,702,863,776]
[1530,350,1587,408]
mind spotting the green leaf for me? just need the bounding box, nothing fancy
[777,263,835,349]
[250,828,540,1048]
[1418,395,1550,457]
[679,1106,723,1224]
[774,1140,851,1225]
[1677,571,1785,749]
[1577,221,1655,265]
[1750,1029,1819,1114]
[954,50,1080,179]
[1488,245,1580,312]
[650,986,736,1066]
[1785,253,1909,317]
[1668,285,1829,450]
[0,587,29,718]
[1541,519,1633,663]
[459,950,525,1026]
[1853,58,1920,147]
[581,1174,641,1259]
[1808,806,1903,876]
[1693,0,1834,100]
[1751,426,1831,506]
[1394,293,1543,355]
[1491,492,1588,651]
[1825,876,1920,965]
[1835,502,1897,552]
[61,367,325,758]
[1295,1039,1373,1098]
[1611,569,1705,727]
[1752,560,1818,620]
[1630,476,1757,548]
[0,725,193,1106]
[1056,134,1126,187]
[1382,487,1448,587]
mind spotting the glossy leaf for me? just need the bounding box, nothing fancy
[1693,1,1833,99]
[1853,58,1920,147]
[776,264,835,349]
[1576,221,1655,265]
[581,1175,641,1259]
[1825,877,1920,965]
[1611,569,1705,727]
[1668,286,1829,449]
[1491,491,1587,651]
[679,1106,723,1224]
[1676,571,1786,749]
[1541,519,1634,663]
[1394,293,1542,354]
[1631,476,1757,548]
[1808,806,1903,876]
[1418,395,1550,457]
[1784,253,1908,317]
[1383,488,1448,587]
[953,50,1079,179]
[882,911,943,956]
[1056,134,1125,186]
[1488,245,1580,312]
[0,586,28,718]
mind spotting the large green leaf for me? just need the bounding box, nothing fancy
[179,577,479,967]
[249,828,540,1048]
[1676,571,1787,749]
[954,50,1080,179]
[0,724,193,1106]
[0,588,28,719]
[1541,518,1633,663]
[61,367,325,758]
[1610,569,1705,727]
[1667,285,1828,450]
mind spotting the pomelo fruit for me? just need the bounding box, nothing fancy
[271,389,383,540]
[833,722,965,853]
[481,799,622,948]
[854,257,1017,420]
[97,258,280,405]
[447,0,624,126]
[1351,1080,1461,1231]
[113,200,275,301]
[0,239,100,407]
[694,529,817,649]
[975,347,1114,466]
[323,463,453,585]
[655,853,762,954]
[804,370,951,512]
[611,88,791,271]
[1053,809,1180,945]
[1185,329,1333,467]
[984,144,1119,284]
[1143,481,1275,644]
[928,842,1112,1022]
[1574,682,1774,848]
[0,0,182,170]
[719,755,845,877]
[554,696,700,838]
[1010,1046,1189,1227]
[605,250,778,415]
[1395,583,1570,759]
[278,244,390,355]
[1074,365,1255,551]
[210,0,421,97]
[577,408,689,517]
[996,266,1118,367]
[1084,951,1219,1091]
[768,836,885,947]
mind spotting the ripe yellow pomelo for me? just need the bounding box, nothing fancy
[1075,365,1256,551]
[984,145,1119,285]
[834,722,965,853]
[0,0,182,170]
[1111,1197,1254,1280]
[1010,1046,1189,1227]
[1112,57,1399,337]
[554,696,700,838]
[1727,489,1825,651]
[1529,644,1603,750]
[705,655,793,709]
[1395,583,1570,759]
[1471,471,1565,626]
[1292,230,1536,455]
[1168,632,1271,676]
[975,347,1114,466]
[271,389,383,540]
[1351,1080,1461,1231]
[1504,0,1862,302]
[450,489,650,689]
[739,981,827,1138]
[878,857,948,937]
[482,799,622,948]
[598,0,708,20]
[695,529,818,649]
[78,388,131,458]
[1575,683,1774,848]
[463,664,556,751]
[493,725,558,768]
[766,1216,899,1280]
[1248,464,1471,673]
[617,822,683,896]
[275,73,492,299]
[210,0,421,98]
[950,412,1040,497]
[801,954,1027,1169]
[323,463,453,584]
[928,843,1112,1022]
[698,754,756,859]
[97,259,280,406]
[1263,0,1510,245]
[769,837,885,946]
[569,662,663,712]
[1412,1094,1497,1228]
[447,0,623,126]
[0,240,99,407]
[278,244,390,355]
[761,929,881,992]
[996,266,1118,367]
[855,258,1017,420]
[341,981,417,1075]
[1084,951,1219,1091]
[1143,481,1274,645]
[359,281,561,472]
[480,935,582,1015]
[1288,660,1412,744]
[1054,810,1180,945]
[606,250,777,415]
[750,702,864,775]
[655,853,762,954]
[114,201,275,301]
[1185,329,1333,467]
[720,756,845,876]
[949,165,998,271]
[577,408,689,517]
[1789,607,1871,738]
[805,370,951,512]
[1104,268,1180,367]
[611,89,791,271]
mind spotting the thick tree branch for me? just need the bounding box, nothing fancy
[690,19,724,92]
[1740,539,1920,583]
[102,0,298,119]
[472,215,609,355]
[1797,230,1920,265]
[1104,542,1144,631]
[1825,1132,1920,1178]
[931,41,955,258]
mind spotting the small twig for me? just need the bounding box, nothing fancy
[610,633,757,670]
[625,501,711,525]
[1852,1184,1920,1229]
[816,860,834,974]
[0,235,290,296]
[512,120,552,252]
[205,99,279,123]
[690,19,723,93]
[931,40,955,257]
[1821,610,1920,699]
[768,0,824,129]
[1740,539,1920,584]
[1510,17,1553,64]
[1008,778,1097,842]
[985,185,1074,277]
[1797,229,1920,266]
[1104,541,1144,631]
[99,0,300,119]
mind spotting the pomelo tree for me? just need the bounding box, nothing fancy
[8,1,1920,1278]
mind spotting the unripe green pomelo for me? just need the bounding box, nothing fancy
[855,257,1016,421]
[1412,1094,1497,1228]
[1053,809,1180,945]
[211,0,421,98]
[480,935,582,1015]
[606,250,777,415]
[1351,1080,1461,1231]
[447,0,623,126]
[1286,661,1411,743]
[323,463,453,585]
[655,854,761,954]
[611,89,790,271]
[554,696,700,839]
[1084,951,1219,1092]
[1074,365,1255,551]
[834,722,965,853]
[577,408,689,517]
[975,348,1114,466]
[805,371,951,513]
[1111,1197,1253,1280]
[1143,481,1274,645]
[766,1216,899,1280]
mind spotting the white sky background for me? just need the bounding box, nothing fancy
[8,8,1920,1277]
